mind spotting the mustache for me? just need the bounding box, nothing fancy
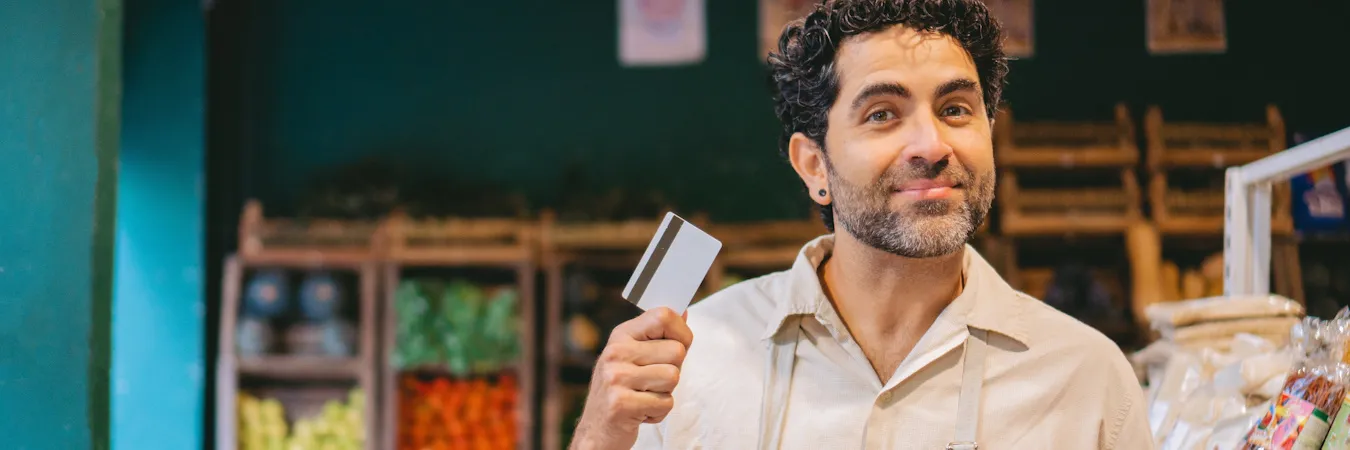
[876,158,975,187]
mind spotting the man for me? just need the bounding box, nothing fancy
[570,1,1153,449]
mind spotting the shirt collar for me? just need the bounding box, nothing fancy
[761,234,1030,346]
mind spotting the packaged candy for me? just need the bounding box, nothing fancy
[1240,309,1350,449]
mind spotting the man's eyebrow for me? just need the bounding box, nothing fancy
[849,82,911,111]
[934,78,979,99]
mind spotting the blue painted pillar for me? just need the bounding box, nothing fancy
[0,0,122,448]
[112,0,206,448]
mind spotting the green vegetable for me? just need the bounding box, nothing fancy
[392,278,521,376]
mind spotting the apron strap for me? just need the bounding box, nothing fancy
[948,327,989,450]
[757,315,803,450]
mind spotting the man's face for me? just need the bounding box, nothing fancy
[800,26,996,258]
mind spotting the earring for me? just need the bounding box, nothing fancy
[818,189,827,197]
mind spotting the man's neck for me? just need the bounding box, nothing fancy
[819,231,966,381]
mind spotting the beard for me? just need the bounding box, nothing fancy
[826,157,995,259]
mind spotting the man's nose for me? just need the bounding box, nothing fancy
[898,110,953,165]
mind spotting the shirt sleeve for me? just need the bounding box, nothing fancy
[1104,371,1156,450]
[632,422,664,450]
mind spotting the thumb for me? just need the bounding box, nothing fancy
[682,310,689,321]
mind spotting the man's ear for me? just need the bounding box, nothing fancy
[787,132,831,206]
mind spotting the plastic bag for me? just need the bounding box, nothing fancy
[1147,295,1304,331]
[1159,380,1248,450]
[1168,317,1302,343]
[1154,351,1211,444]
[1239,309,1350,449]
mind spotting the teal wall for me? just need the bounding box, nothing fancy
[113,0,205,448]
[224,0,1350,222]
[0,0,120,448]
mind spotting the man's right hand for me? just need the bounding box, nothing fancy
[570,307,694,450]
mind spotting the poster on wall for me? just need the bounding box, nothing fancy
[1146,0,1227,54]
[758,0,817,61]
[983,0,1034,57]
[619,0,706,67]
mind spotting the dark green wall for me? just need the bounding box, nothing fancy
[221,0,1350,222]
[0,0,120,448]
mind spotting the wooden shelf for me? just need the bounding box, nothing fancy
[997,169,1143,237]
[216,252,380,450]
[237,199,384,265]
[994,103,1139,169]
[237,355,364,380]
[384,212,536,267]
[1145,104,1286,171]
[1147,172,1294,236]
[378,213,539,450]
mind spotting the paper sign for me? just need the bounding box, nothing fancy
[619,0,706,67]
[1147,0,1227,54]
[622,212,722,315]
[983,0,1034,58]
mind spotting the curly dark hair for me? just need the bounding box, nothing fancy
[768,0,1009,232]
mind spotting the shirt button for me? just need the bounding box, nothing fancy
[878,391,894,404]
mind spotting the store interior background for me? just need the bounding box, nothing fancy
[3,0,1350,448]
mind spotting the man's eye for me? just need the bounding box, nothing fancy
[941,105,972,117]
[868,110,895,122]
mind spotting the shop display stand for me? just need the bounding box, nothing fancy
[378,212,538,450]
[216,200,382,450]
[1146,104,1292,235]
[537,211,710,450]
[992,104,1150,345]
[1145,105,1302,307]
[994,103,1143,236]
[1225,125,1350,297]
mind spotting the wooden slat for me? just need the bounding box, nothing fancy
[237,356,363,380]
[384,212,535,266]
[1145,104,1286,170]
[997,169,1142,237]
[995,103,1138,169]
[237,199,383,263]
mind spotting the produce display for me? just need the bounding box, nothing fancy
[391,277,523,450]
[237,270,358,358]
[1131,294,1350,449]
[237,388,366,450]
[392,278,521,376]
[397,374,518,450]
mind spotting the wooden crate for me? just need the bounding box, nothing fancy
[217,201,382,450]
[1145,104,1286,171]
[995,103,1139,168]
[1144,105,1294,235]
[377,213,539,450]
[998,169,1143,236]
[237,199,386,268]
[383,211,535,267]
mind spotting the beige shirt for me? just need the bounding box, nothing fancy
[634,236,1153,450]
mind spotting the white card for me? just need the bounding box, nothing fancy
[622,212,722,315]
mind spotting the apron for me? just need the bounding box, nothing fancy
[755,316,990,450]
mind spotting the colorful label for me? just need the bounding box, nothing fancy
[1249,393,1333,449]
[1322,397,1350,449]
